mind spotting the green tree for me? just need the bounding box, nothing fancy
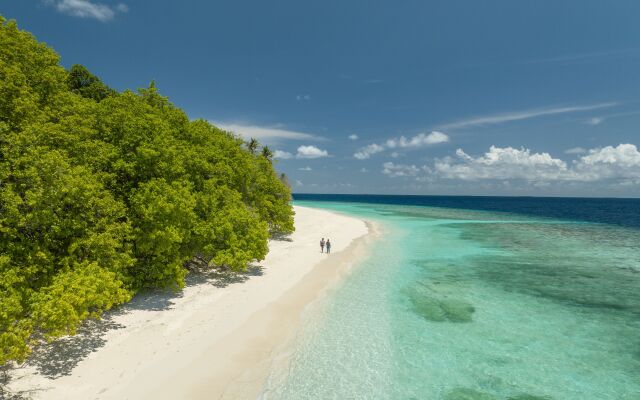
[247,137,259,154]
[261,145,273,162]
[67,64,116,102]
[0,149,133,364]
[0,17,67,132]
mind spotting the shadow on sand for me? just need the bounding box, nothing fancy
[2,265,265,398]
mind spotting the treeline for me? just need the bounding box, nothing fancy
[0,17,294,365]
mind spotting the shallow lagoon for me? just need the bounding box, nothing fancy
[264,201,640,400]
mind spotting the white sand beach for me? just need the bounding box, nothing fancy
[7,205,373,400]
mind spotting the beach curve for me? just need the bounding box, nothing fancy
[7,205,376,400]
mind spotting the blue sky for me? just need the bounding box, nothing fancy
[4,1,640,196]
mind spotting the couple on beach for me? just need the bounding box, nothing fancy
[320,238,331,254]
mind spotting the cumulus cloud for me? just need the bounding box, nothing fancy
[384,144,640,184]
[49,0,128,21]
[434,146,569,181]
[581,144,640,166]
[296,94,311,101]
[348,134,359,140]
[215,123,321,143]
[274,146,330,159]
[382,162,424,177]
[574,144,640,181]
[296,145,329,159]
[386,131,449,148]
[354,131,448,160]
[273,150,293,159]
[354,143,385,160]
[298,166,312,171]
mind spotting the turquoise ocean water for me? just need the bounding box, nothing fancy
[263,199,640,400]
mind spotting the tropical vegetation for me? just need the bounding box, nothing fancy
[0,16,294,365]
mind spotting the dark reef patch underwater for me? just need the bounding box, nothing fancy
[407,283,475,323]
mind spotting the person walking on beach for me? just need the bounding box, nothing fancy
[326,239,331,254]
[320,238,325,253]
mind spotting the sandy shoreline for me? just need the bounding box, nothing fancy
[7,205,375,399]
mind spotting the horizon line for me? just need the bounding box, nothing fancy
[291,192,640,200]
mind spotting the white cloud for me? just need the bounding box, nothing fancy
[295,180,303,187]
[573,143,640,183]
[215,123,321,143]
[273,150,293,159]
[434,146,569,181]
[438,103,617,130]
[565,147,587,154]
[580,144,640,167]
[583,110,640,126]
[51,0,128,21]
[385,143,640,184]
[575,144,640,181]
[348,134,359,140]
[296,145,329,159]
[296,94,311,101]
[382,162,423,177]
[298,166,312,171]
[360,167,369,173]
[390,152,400,158]
[585,117,604,125]
[386,131,449,148]
[354,143,385,160]
[273,146,329,160]
[354,131,448,160]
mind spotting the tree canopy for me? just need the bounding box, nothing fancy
[67,64,116,102]
[0,16,294,365]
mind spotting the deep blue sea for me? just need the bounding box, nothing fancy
[263,195,640,400]
[293,194,640,229]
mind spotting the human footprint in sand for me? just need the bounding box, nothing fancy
[326,239,331,254]
[320,237,325,253]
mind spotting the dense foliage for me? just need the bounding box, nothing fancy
[0,17,294,365]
